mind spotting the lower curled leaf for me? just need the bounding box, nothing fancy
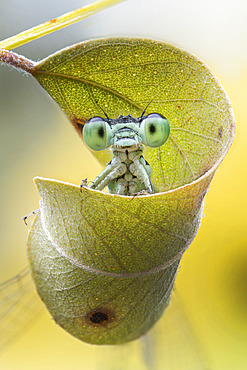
[28,174,208,345]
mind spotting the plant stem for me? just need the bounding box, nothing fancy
[0,0,125,50]
[0,49,36,73]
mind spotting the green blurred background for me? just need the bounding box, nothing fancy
[0,0,246,369]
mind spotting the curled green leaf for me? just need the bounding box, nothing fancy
[28,174,205,345]
[24,37,234,345]
[32,37,235,191]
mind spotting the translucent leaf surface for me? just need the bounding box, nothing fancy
[27,173,207,345]
[32,37,235,191]
[23,37,235,345]
[2,37,231,345]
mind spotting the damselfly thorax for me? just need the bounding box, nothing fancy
[83,113,170,196]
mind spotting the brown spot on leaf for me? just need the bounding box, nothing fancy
[50,18,57,23]
[71,117,87,140]
[201,164,211,177]
[87,308,115,326]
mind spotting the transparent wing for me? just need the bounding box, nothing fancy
[139,289,211,370]
[0,271,210,369]
[96,288,211,370]
[0,267,44,353]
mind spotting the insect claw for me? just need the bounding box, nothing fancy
[131,189,150,199]
[22,209,39,225]
[22,216,28,226]
[80,178,88,192]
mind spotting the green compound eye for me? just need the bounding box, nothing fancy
[140,113,170,148]
[83,117,112,151]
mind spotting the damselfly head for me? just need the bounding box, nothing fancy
[83,113,170,151]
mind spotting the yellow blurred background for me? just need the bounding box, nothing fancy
[0,0,246,369]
